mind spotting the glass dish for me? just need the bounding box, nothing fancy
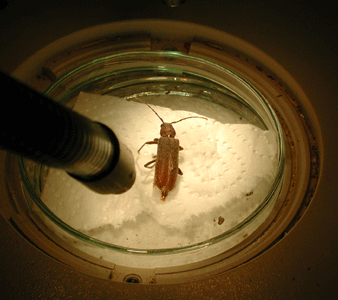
[19,51,285,268]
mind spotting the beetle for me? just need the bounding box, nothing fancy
[137,98,207,201]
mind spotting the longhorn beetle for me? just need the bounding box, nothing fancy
[136,98,207,201]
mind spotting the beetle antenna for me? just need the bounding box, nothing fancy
[135,97,164,123]
[171,116,208,124]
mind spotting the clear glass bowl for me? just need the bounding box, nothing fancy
[19,51,285,268]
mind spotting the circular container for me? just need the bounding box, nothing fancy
[18,51,284,267]
[3,25,318,284]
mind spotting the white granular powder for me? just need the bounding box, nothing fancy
[41,92,278,249]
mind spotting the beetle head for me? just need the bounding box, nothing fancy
[160,123,176,138]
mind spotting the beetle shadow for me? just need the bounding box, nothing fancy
[178,154,185,165]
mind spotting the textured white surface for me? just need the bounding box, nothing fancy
[41,92,278,248]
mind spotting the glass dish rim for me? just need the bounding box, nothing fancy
[19,50,286,255]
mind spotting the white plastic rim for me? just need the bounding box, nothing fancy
[3,20,320,284]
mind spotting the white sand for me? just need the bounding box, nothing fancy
[41,92,278,249]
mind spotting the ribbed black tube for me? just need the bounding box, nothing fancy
[0,71,135,194]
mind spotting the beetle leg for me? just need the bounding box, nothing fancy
[161,189,169,201]
[178,168,183,175]
[138,138,159,153]
[144,159,156,169]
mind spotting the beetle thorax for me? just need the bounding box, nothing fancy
[160,123,176,138]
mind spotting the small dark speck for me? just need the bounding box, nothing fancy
[246,191,253,196]
[292,277,296,281]
[218,216,225,225]
[42,66,57,81]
